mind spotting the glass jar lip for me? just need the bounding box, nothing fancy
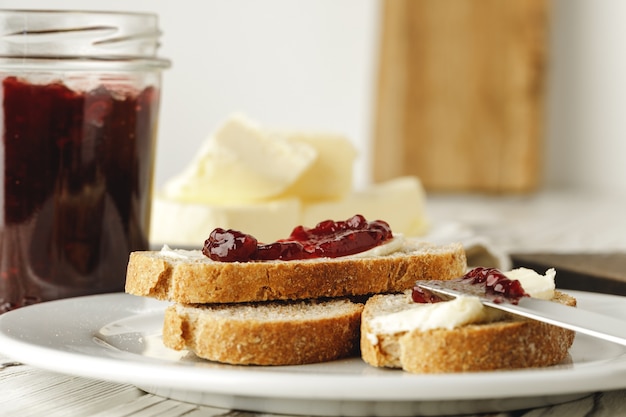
[0,8,159,18]
[0,8,170,67]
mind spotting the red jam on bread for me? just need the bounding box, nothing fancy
[203,214,393,262]
[412,267,529,304]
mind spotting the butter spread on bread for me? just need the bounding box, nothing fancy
[361,268,576,373]
[125,238,466,304]
[367,267,556,337]
[159,234,407,262]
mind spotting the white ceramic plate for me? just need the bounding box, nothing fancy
[1,290,625,417]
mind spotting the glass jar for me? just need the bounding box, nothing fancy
[0,9,170,312]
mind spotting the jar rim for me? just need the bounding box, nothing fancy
[0,9,159,18]
[0,8,170,65]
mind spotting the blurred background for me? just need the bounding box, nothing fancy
[4,0,626,194]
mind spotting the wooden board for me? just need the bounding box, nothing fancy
[373,0,549,192]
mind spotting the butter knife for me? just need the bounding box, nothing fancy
[415,280,626,347]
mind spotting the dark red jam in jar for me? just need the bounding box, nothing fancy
[203,214,394,262]
[0,10,170,312]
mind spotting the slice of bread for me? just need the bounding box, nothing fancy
[163,298,364,365]
[361,291,576,373]
[125,240,466,304]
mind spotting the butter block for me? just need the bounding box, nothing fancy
[274,131,357,201]
[150,177,429,246]
[162,115,317,204]
[152,114,428,246]
[301,176,429,236]
[150,196,300,246]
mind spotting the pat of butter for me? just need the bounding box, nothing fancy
[369,267,557,337]
[162,114,317,204]
[504,267,555,300]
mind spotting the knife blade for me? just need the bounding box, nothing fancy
[415,280,626,347]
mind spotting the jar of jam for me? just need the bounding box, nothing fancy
[0,9,170,312]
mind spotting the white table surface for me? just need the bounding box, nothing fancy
[2,189,626,417]
[2,354,626,417]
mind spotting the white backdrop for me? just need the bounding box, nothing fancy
[3,0,626,193]
[546,0,626,192]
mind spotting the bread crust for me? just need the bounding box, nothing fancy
[163,299,364,365]
[126,240,466,304]
[361,291,576,373]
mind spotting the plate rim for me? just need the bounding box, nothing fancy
[1,290,626,402]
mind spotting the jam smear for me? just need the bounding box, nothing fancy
[411,285,445,303]
[412,267,529,305]
[463,267,528,300]
[1,76,159,311]
[203,214,393,262]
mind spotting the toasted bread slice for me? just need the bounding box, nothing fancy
[125,240,466,304]
[361,291,576,373]
[163,298,364,365]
